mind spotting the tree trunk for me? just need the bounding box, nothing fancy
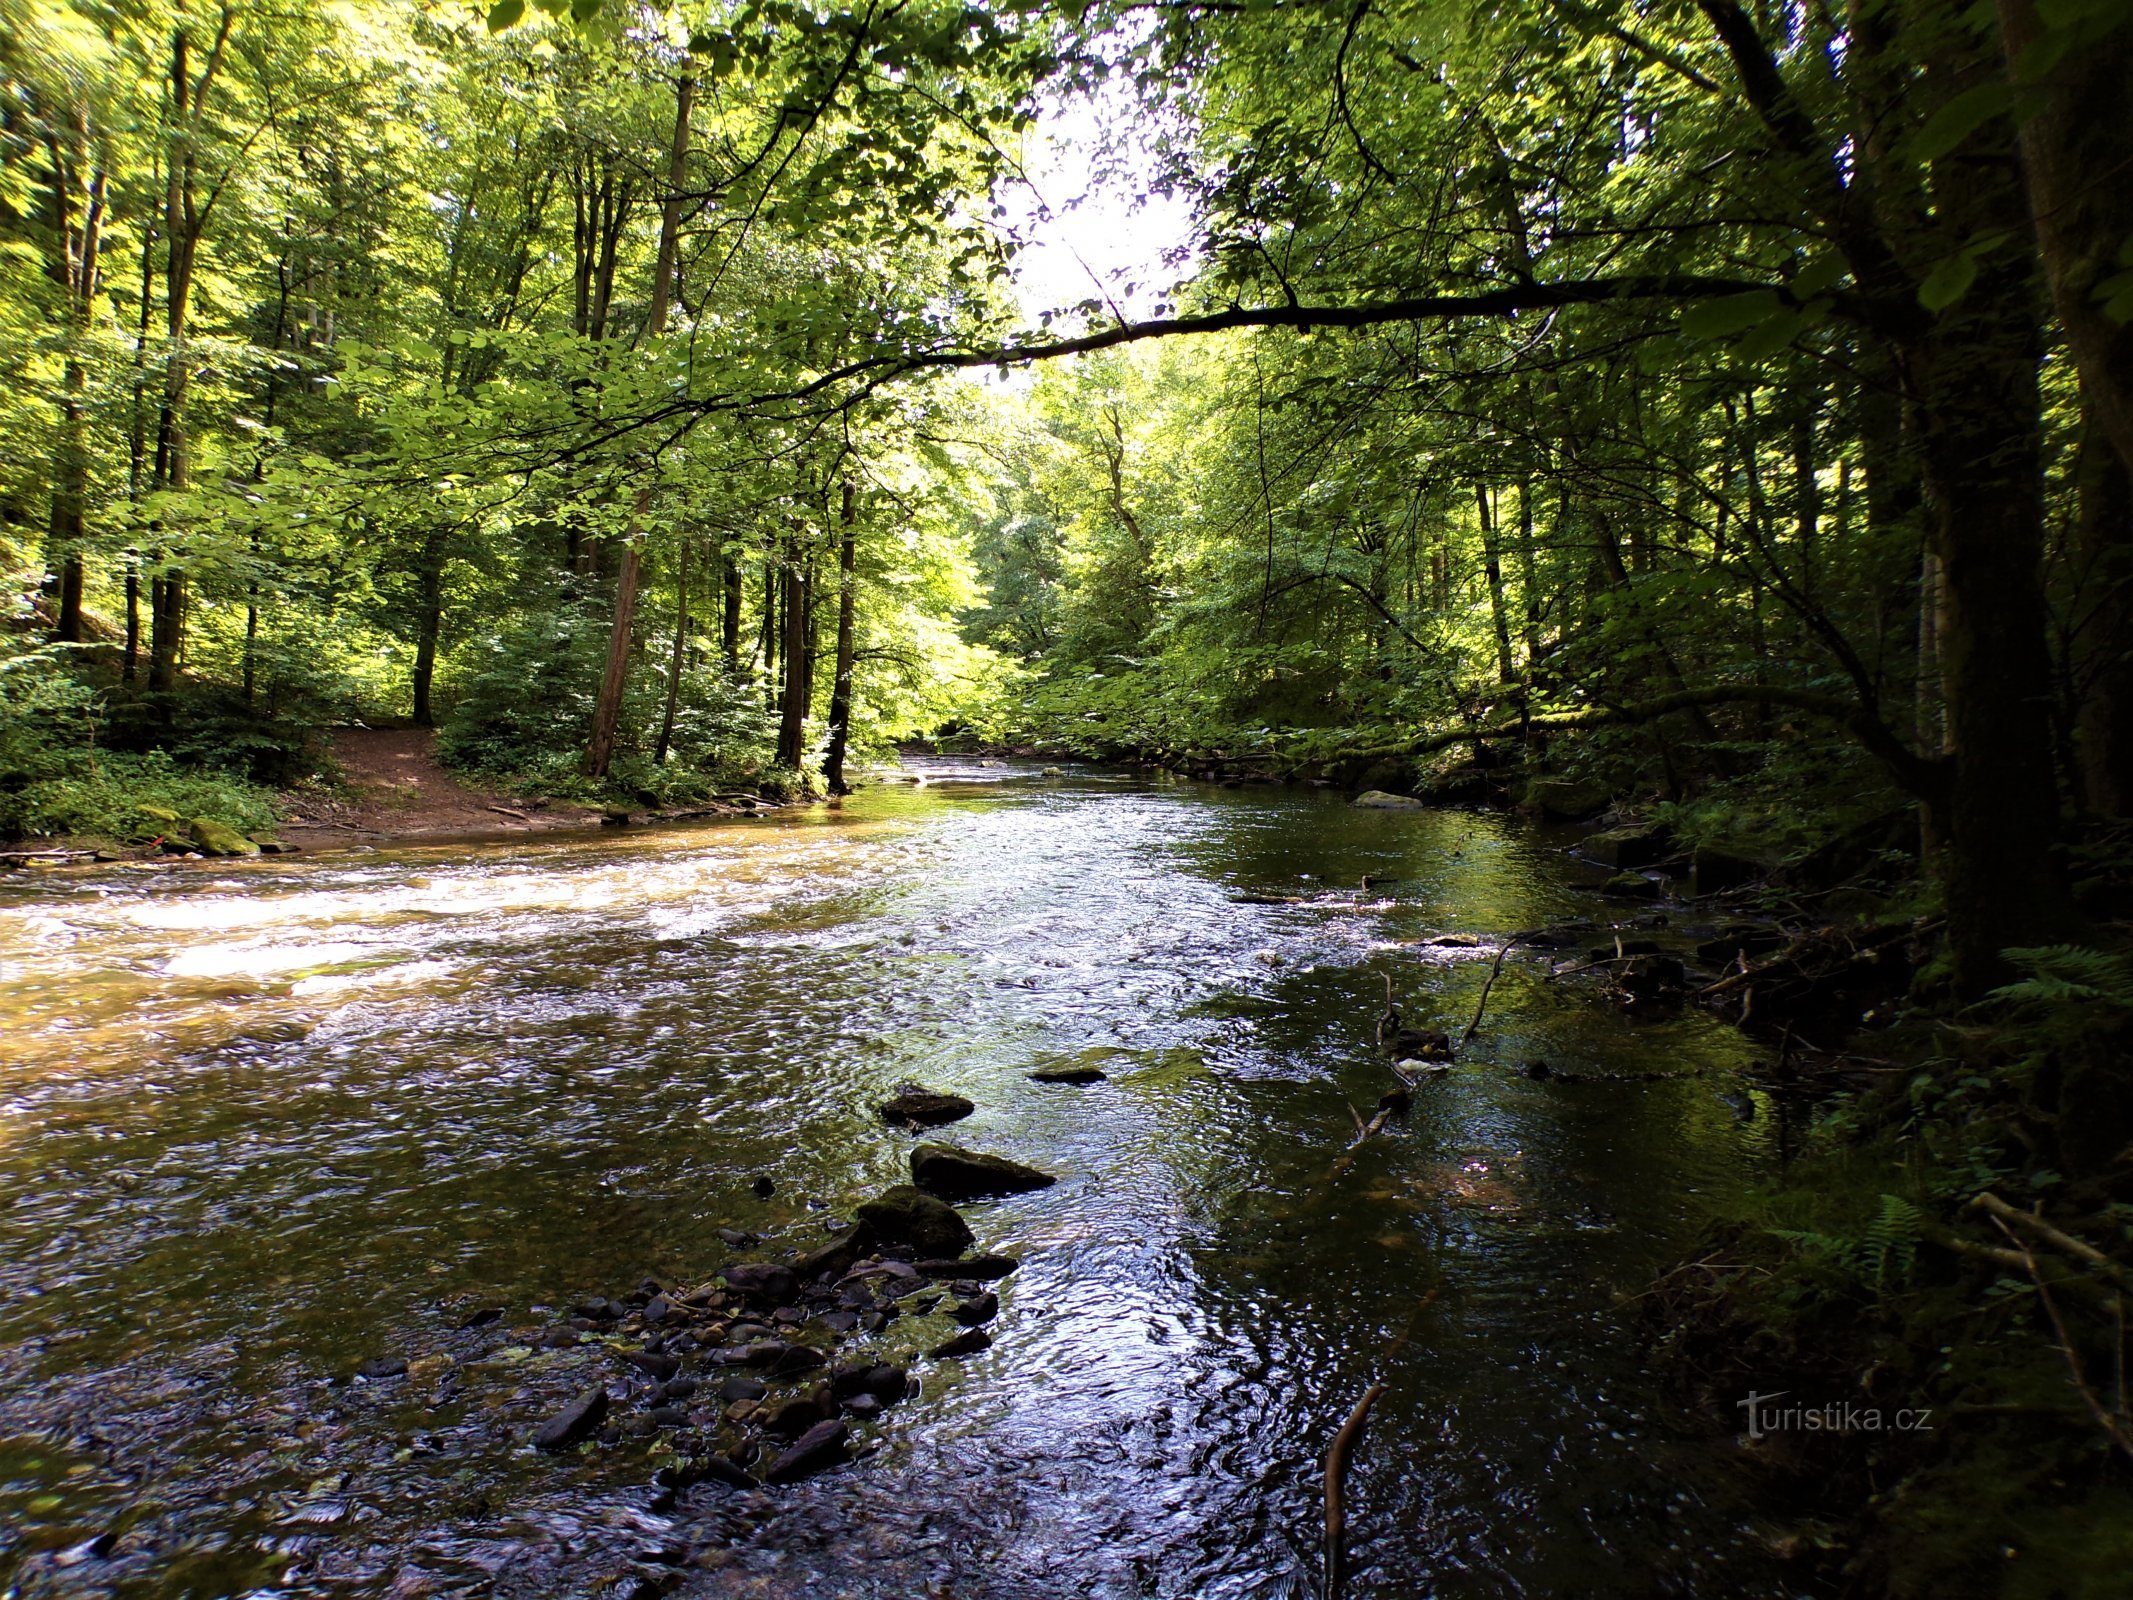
[44,147,102,645]
[823,480,860,794]
[776,535,810,771]
[1905,92,2076,989]
[1513,478,1540,664]
[411,529,446,727]
[2073,424,2133,815]
[1475,483,1516,684]
[654,537,689,765]
[721,548,743,670]
[584,75,692,780]
[1995,0,2133,480]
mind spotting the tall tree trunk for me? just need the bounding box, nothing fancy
[146,17,230,693]
[1513,478,1540,664]
[1904,77,2076,989]
[1994,1,2133,481]
[411,529,446,727]
[585,75,692,780]
[721,548,743,670]
[2073,425,2133,815]
[776,534,810,771]
[44,142,103,644]
[823,480,860,794]
[1475,483,1515,685]
[654,537,689,765]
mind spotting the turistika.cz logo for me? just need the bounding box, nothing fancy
[1737,1391,1934,1440]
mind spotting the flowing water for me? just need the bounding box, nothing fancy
[0,761,1806,1599]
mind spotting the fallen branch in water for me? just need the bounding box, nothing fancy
[1461,930,1543,1044]
[1324,1382,1387,1600]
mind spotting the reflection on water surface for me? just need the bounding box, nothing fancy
[0,760,1796,1597]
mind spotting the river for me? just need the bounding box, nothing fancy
[0,759,1803,1598]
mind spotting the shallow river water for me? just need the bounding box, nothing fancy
[0,760,1806,1599]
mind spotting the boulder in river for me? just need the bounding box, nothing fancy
[1028,1065,1106,1085]
[929,1327,992,1359]
[951,1289,999,1325]
[876,1084,976,1128]
[853,1186,975,1255]
[1690,843,1767,896]
[1600,871,1661,899]
[1352,790,1426,809]
[1581,822,1673,870]
[1525,777,1611,821]
[534,1386,610,1451]
[763,1418,850,1483]
[910,1144,1056,1199]
[722,1262,798,1303]
[186,817,262,857]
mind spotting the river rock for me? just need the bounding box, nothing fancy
[1028,1065,1106,1084]
[1582,822,1673,870]
[910,1144,1057,1199]
[853,1186,975,1255]
[1691,844,1765,896]
[929,1327,992,1359]
[722,1263,797,1303]
[535,1386,610,1450]
[951,1289,999,1325]
[1600,871,1661,899]
[354,1356,407,1381]
[187,817,262,857]
[764,1419,850,1484]
[1352,790,1425,809]
[1526,777,1611,821]
[761,1388,834,1437]
[621,1350,679,1382]
[876,1085,976,1128]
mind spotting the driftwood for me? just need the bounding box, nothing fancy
[1324,1383,1386,1600]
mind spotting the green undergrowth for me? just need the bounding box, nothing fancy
[0,645,287,843]
[1645,963,2133,1598]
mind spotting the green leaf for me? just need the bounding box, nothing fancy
[1911,83,2014,162]
[486,0,526,28]
[1918,253,1979,313]
[1680,291,1781,340]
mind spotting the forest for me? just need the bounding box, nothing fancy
[2,0,2131,1595]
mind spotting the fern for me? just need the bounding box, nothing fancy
[1768,1193,1924,1291]
[1862,1194,1924,1288]
[1991,945,2133,1012]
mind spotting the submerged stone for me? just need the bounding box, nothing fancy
[909,1144,1056,1200]
[763,1418,849,1483]
[852,1186,975,1255]
[876,1085,976,1128]
[534,1386,609,1451]
[1028,1065,1106,1084]
[1352,789,1425,809]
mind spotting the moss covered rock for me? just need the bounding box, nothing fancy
[186,818,262,857]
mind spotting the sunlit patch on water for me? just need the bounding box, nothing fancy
[0,761,1798,1597]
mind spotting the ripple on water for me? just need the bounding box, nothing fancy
[0,764,1793,1597]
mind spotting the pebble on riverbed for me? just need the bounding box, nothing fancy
[497,1191,1017,1498]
